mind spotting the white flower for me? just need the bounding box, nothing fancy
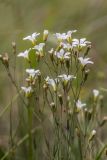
[78,57,94,67]
[26,69,40,79]
[58,74,76,81]
[23,32,40,43]
[76,100,86,109]
[55,33,68,41]
[72,38,91,48]
[60,42,72,51]
[93,89,99,98]
[67,30,77,35]
[45,76,58,91]
[58,74,76,86]
[48,48,54,54]
[17,49,31,59]
[55,49,70,60]
[21,86,33,97]
[43,30,49,41]
[55,30,77,41]
[67,30,77,40]
[33,43,45,52]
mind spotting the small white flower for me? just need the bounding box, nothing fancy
[67,30,77,40]
[55,49,70,60]
[26,69,40,79]
[48,48,54,54]
[17,49,31,59]
[33,43,45,52]
[23,32,40,43]
[78,57,94,67]
[55,33,68,41]
[58,74,76,86]
[60,42,72,51]
[58,74,76,81]
[45,76,58,91]
[72,38,91,48]
[55,30,77,42]
[93,89,99,98]
[76,100,86,109]
[21,86,33,97]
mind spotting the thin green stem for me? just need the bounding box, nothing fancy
[28,100,33,160]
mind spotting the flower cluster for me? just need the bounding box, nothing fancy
[17,30,94,101]
[0,29,104,160]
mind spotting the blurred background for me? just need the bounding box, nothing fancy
[0,0,107,158]
[0,0,107,82]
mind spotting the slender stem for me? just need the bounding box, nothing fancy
[9,101,14,160]
[78,136,83,160]
[28,100,33,160]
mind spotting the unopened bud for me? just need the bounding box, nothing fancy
[0,54,3,60]
[50,102,56,112]
[3,53,9,68]
[48,49,54,62]
[12,42,16,51]
[26,78,31,85]
[75,128,80,137]
[93,89,99,101]
[89,129,96,142]
[84,69,90,83]
[84,108,92,122]
[43,30,49,41]
[58,94,63,106]
[100,116,107,127]
[43,84,48,90]
[12,42,16,55]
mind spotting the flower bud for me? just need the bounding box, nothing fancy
[43,84,48,90]
[3,53,9,68]
[48,48,54,62]
[89,129,96,142]
[50,102,56,112]
[58,94,63,106]
[84,109,92,122]
[75,127,80,137]
[0,54,2,59]
[43,30,49,41]
[100,116,107,127]
[26,78,31,85]
[83,69,90,83]
[12,42,16,54]
[93,89,99,101]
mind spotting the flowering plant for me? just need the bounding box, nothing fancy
[0,30,106,160]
